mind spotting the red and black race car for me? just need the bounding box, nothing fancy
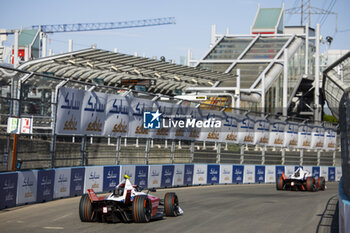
[79,175,183,223]
[276,167,326,191]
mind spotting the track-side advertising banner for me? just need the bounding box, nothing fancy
[151,101,174,140]
[148,165,162,188]
[255,166,265,183]
[173,164,185,186]
[312,167,320,178]
[220,164,232,184]
[17,171,38,205]
[103,166,120,192]
[311,127,325,149]
[54,168,71,198]
[56,87,84,135]
[298,125,313,149]
[243,165,255,184]
[193,164,207,185]
[320,167,328,181]
[128,98,152,138]
[328,167,335,181]
[269,121,285,147]
[221,113,239,144]
[233,165,244,184]
[265,166,275,183]
[70,167,85,196]
[207,164,220,184]
[199,110,223,142]
[0,172,18,209]
[37,169,54,202]
[324,128,337,151]
[135,165,148,189]
[254,119,270,145]
[120,165,136,184]
[284,166,296,178]
[336,167,342,181]
[104,95,130,137]
[161,165,175,188]
[275,165,285,179]
[84,166,103,193]
[183,164,194,186]
[237,118,255,145]
[284,123,299,148]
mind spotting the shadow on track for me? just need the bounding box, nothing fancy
[316,195,339,233]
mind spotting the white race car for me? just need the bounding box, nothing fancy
[276,167,326,191]
[79,175,183,223]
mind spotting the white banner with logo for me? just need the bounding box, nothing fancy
[53,168,71,198]
[151,101,174,139]
[320,166,329,181]
[104,95,130,137]
[298,125,313,149]
[198,110,223,142]
[120,165,136,184]
[148,165,162,188]
[17,171,38,205]
[269,121,285,147]
[128,98,152,138]
[221,113,240,144]
[336,167,342,181]
[237,118,255,145]
[284,166,295,177]
[302,166,313,175]
[219,164,233,184]
[243,165,255,183]
[173,164,185,186]
[265,165,276,183]
[81,91,107,136]
[193,164,207,185]
[324,128,337,151]
[311,127,325,149]
[56,87,84,135]
[254,119,270,145]
[84,166,103,193]
[284,123,299,148]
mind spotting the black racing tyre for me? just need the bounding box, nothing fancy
[318,177,326,191]
[132,195,152,223]
[306,177,315,191]
[79,194,95,222]
[276,176,284,190]
[164,192,179,217]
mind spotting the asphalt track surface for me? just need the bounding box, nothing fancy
[0,182,339,233]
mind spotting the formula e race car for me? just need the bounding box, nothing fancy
[276,167,326,191]
[79,175,183,223]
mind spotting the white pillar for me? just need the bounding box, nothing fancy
[187,49,192,66]
[24,46,29,61]
[13,30,19,68]
[210,24,216,47]
[236,69,241,109]
[42,33,47,57]
[68,39,73,52]
[314,24,321,121]
[261,73,265,115]
[48,49,53,56]
[305,23,309,75]
[283,49,288,117]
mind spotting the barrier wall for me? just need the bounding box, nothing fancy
[0,164,342,209]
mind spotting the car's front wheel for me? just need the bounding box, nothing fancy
[132,195,152,223]
[164,192,179,217]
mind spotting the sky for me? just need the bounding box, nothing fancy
[1,0,349,64]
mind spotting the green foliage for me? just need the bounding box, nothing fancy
[323,114,339,123]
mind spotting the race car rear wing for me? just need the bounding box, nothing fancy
[87,189,106,202]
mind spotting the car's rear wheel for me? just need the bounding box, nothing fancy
[276,176,284,190]
[164,192,179,217]
[132,195,152,223]
[318,177,326,191]
[306,177,315,191]
[79,194,95,222]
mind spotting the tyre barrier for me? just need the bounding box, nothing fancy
[0,164,342,210]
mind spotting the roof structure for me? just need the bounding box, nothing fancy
[16,48,237,95]
[251,7,284,34]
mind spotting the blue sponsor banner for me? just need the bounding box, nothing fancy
[207,164,220,184]
[161,165,175,188]
[183,164,194,185]
[312,167,320,178]
[328,167,335,181]
[135,166,148,189]
[103,166,120,192]
[70,167,85,196]
[255,166,265,183]
[233,165,244,184]
[0,172,18,209]
[37,169,54,202]
[276,165,285,179]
